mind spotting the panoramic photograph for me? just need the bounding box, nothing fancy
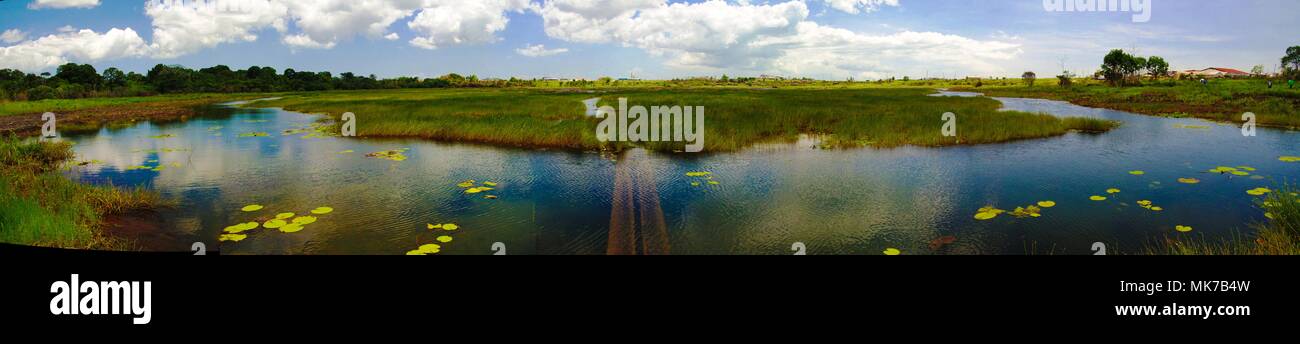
[1,0,1298,257]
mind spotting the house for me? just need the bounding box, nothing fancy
[1187,68,1251,78]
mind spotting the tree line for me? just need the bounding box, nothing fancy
[0,63,539,101]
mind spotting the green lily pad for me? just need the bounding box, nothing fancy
[219,234,247,242]
[264,219,288,229]
[436,236,453,243]
[241,204,264,212]
[883,248,901,256]
[1178,178,1200,184]
[1128,170,1145,176]
[1090,196,1107,201]
[1175,225,1193,233]
[1037,201,1056,208]
[292,216,318,225]
[279,223,305,233]
[310,207,333,215]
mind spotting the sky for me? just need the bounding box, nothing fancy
[0,0,1296,80]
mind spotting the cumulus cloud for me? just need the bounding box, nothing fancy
[820,0,899,14]
[1,29,27,44]
[407,0,529,50]
[0,28,149,71]
[535,0,1018,79]
[281,0,423,49]
[516,44,568,57]
[28,0,101,10]
[145,0,289,58]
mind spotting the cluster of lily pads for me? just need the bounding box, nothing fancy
[1208,166,1258,177]
[1246,187,1273,196]
[407,223,460,255]
[685,171,720,188]
[1280,156,1300,163]
[238,132,270,138]
[126,162,183,172]
[218,205,335,242]
[366,148,409,162]
[456,180,500,199]
[974,201,1056,221]
[280,123,336,139]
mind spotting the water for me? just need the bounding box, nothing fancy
[62,94,1300,254]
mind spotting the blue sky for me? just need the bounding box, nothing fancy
[1,0,1296,79]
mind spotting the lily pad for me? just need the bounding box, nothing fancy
[218,234,248,242]
[442,223,459,231]
[292,216,318,225]
[417,244,442,254]
[883,248,901,256]
[1280,156,1300,163]
[1106,188,1121,194]
[275,212,296,220]
[1037,201,1056,208]
[264,219,288,229]
[310,207,334,215]
[1090,196,1107,201]
[1247,187,1273,196]
[484,195,499,199]
[1128,170,1145,176]
[238,132,270,137]
[457,180,476,188]
[279,223,305,233]
[1175,225,1193,233]
[436,236,453,243]
[1177,178,1201,184]
[686,172,712,177]
[427,223,442,230]
[241,204,264,212]
[366,149,408,162]
[483,181,498,187]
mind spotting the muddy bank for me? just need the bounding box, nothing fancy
[0,99,232,137]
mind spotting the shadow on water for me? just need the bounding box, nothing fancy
[608,149,671,255]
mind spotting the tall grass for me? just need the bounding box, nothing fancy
[0,136,167,249]
[960,79,1300,128]
[252,88,1117,152]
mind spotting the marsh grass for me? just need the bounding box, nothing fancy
[0,136,167,249]
[253,88,1117,152]
[1149,186,1300,255]
[959,80,1300,128]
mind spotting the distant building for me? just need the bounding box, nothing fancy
[1183,68,1251,78]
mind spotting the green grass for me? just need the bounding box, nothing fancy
[0,136,167,249]
[0,93,269,117]
[953,79,1300,128]
[250,87,1117,152]
[1149,186,1300,255]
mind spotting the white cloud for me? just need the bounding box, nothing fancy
[0,28,149,71]
[28,0,101,10]
[281,0,423,49]
[516,44,568,57]
[282,33,336,49]
[535,0,1018,79]
[384,32,400,40]
[820,0,899,14]
[145,0,290,58]
[407,0,529,50]
[1,29,27,44]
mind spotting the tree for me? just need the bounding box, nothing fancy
[1101,49,1143,86]
[55,63,102,89]
[1022,71,1037,87]
[102,68,127,89]
[1145,56,1169,80]
[1283,46,1300,71]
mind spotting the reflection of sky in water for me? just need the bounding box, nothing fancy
[61,97,1300,255]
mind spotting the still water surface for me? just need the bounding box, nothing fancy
[62,93,1300,254]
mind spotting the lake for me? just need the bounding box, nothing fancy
[61,93,1300,254]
